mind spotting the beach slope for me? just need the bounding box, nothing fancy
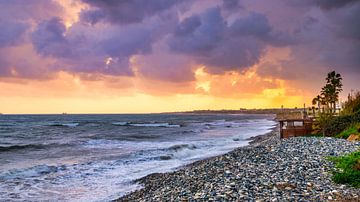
[118,133,360,201]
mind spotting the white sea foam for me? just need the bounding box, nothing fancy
[112,122,181,128]
[50,123,79,127]
[0,114,276,201]
[112,122,128,126]
[199,120,243,128]
[129,123,181,127]
[63,123,79,127]
[1,165,61,180]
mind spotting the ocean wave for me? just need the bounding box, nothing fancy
[181,129,203,134]
[83,139,125,149]
[112,122,181,128]
[166,143,207,160]
[50,123,79,127]
[112,122,128,126]
[156,155,172,160]
[201,120,240,128]
[129,123,181,128]
[1,164,66,180]
[139,144,199,161]
[168,144,197,151]
[0,143,70,153]
[0,123,17,127]
[0,144,46,152]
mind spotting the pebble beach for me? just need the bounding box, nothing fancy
[118,129,360,201]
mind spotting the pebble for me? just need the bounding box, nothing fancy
[117,131,360,201]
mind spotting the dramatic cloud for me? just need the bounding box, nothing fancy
[243,0,360,86]
[31,18,69,58]
[30,9,179,76]
[0,0,63,21]
[222,0,242,11]
[169,8,227,56]
[0,0,64,78]
[30,18,137,75]
[0,0,64,54]
[80,0,182,25]
[315,0,358,10]
[0,21,28,47]
[0,0,359,107]
[330,3,360,41]
[168,7,292,74]
[135,48,195,83]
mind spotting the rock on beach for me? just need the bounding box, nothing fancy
[117,133,360,201]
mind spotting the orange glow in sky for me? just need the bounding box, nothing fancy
[0,67,308,114]
[0,0,358,114]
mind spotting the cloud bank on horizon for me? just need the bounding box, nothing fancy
[0,0,359,103]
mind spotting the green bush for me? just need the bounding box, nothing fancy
[312,112,334,135]
[336,123,360,139]
[323,111,360,136]
[341,91,360,115]
[329,150,360,188]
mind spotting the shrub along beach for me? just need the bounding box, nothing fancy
[118,72,360,201]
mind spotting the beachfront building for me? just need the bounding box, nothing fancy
[279,119,313,139]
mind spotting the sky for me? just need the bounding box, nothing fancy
[0,0,359,114]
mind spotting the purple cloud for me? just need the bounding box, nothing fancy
[169,8,226,56]
[31,18,69,58]
[230,12,271,37]
[168,7,293,74]
[0,0,359,91]
[30,18,138,76]
[0,0,62,48]
[136,50,195,83]
[29,7,179,77]
[0,0,62,21]
[80,0,181,25]
[315,0,358,10]
[222,0,242,10]
[255,0,360,83]
[0,21,28,47]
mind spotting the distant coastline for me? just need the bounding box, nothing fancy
[175,108,304,115]
[0,108,302,116]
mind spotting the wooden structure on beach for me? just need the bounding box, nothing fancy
[276,110,313,139]
[278,119,313,139]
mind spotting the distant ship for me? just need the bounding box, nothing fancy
[62,112,68,115]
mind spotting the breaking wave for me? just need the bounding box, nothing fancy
[50,123,79,127]
[0,143,70,153]
[112,122,181,128]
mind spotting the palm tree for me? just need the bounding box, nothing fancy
[311,106,315,116]
[312,95,322,114]
[321,71,343,113]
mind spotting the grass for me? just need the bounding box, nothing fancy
[336,123,360,139]
[328,150,360,188]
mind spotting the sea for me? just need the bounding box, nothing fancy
[0,113,276,201]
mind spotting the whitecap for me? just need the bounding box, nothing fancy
[112,122,128,126]
[128,123,181,128]
[50,123,79,127]
[62,123,79,127]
